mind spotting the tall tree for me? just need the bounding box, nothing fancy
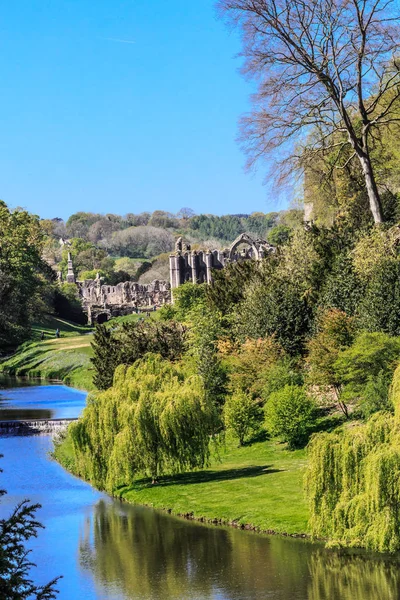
[0,201,53,350]
[218,0,400,223]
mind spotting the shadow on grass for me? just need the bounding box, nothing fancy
[135,464,282,489]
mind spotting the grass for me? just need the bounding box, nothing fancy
[106,311,161,327]
[31,315,93,339]
[120,438,309,535]
[0,312,162,390]
[0,316,95,390]
[55,434,309,535]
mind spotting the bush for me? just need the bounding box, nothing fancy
[262,359,304,399]
[223,391,262,445]
[225,337,284,400]
[265,385,316,448]
[335,332,400,402]
[358,260,400,336]
[359,371,393,418]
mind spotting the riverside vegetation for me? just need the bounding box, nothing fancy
[7,199,400,550]
[6,0,400,554]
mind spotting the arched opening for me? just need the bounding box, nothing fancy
[96,312,109,325]
[228,234,259,262]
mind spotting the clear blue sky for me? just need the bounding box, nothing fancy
[0,1,291,220]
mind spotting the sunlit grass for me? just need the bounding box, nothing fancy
[1,317,95,390]
[116,436,309,535]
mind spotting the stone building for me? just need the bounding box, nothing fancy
[78,274,171,324]
[66,252,76,284]
[169,233,275,289]
[69,233,274,324]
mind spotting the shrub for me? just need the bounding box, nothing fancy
[262,359,304,399]
[223,391,262,446]
[358,260,400,336]
[359,371,393,418]
[265,385,316,448]
[226,337,284,400]
[335,332,400,402]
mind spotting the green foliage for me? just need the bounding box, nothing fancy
[53,283,86,324]
[91,320,186,390]
[171,282,207,320]
[306,309,356,415]
[223,336,284,400]
[305,407,400,553]
[335,332,400,402]
[186,303,228,409]
[262,359,304,399]
[70,354,216,488]
[236,266,314,355]
[265,385,316,449]
[206,260,258,316]
[358,259,400,336]
[0,201,53,350]
[359,371,393,418]
[223,390,262,445]
[267,225,292,246]
[320,254,364,316]
[0,458,60,598]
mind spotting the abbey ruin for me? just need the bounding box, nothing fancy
[65,233,275,324]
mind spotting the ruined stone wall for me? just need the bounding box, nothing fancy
[72,233,274,324]
[169,233,275,290]
[78,278,171,324]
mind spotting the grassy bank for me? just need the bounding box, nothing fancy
[54,434,309,536]
[0,316,95,390]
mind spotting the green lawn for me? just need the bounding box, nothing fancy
[31,315,93,339]
[116,437,309,535]
[1,317,95,390]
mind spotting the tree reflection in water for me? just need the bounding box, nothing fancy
[308,551,400,600]
[79,499,400,600]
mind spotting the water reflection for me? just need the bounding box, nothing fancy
[80,500,400,600]
[0,384,86,421]
[308,551,400,600]
[0,408,52,420]
[2,383,400,600]
[79,500,307,600]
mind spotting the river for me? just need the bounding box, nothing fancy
[1,382,400,600]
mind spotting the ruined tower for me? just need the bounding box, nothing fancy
[66,252,76,284]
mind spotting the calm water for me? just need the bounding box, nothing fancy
[1,384,400,600]
[0,381,87,420]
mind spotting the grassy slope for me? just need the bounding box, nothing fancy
[55,434,309,535]
[0,316,95,390]
[119,439,309,535]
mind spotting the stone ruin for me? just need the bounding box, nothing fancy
[169,232,275,288]
[78,275,171,325]
[63,233,274,324]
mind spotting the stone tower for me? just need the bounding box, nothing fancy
[66,252,76,284]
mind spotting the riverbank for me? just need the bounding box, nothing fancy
[54,433,310,536]
[0,316,95,391]
[0,313,159,391]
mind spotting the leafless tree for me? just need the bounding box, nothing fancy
[217,0,400,223]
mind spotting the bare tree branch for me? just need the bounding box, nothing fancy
[218,0,400,223]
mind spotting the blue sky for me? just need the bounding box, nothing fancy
[0,1,292,220]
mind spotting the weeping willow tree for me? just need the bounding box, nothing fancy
[306,363,400,552]
[69,354,216,492]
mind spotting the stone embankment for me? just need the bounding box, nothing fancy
[0,418,76,436]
